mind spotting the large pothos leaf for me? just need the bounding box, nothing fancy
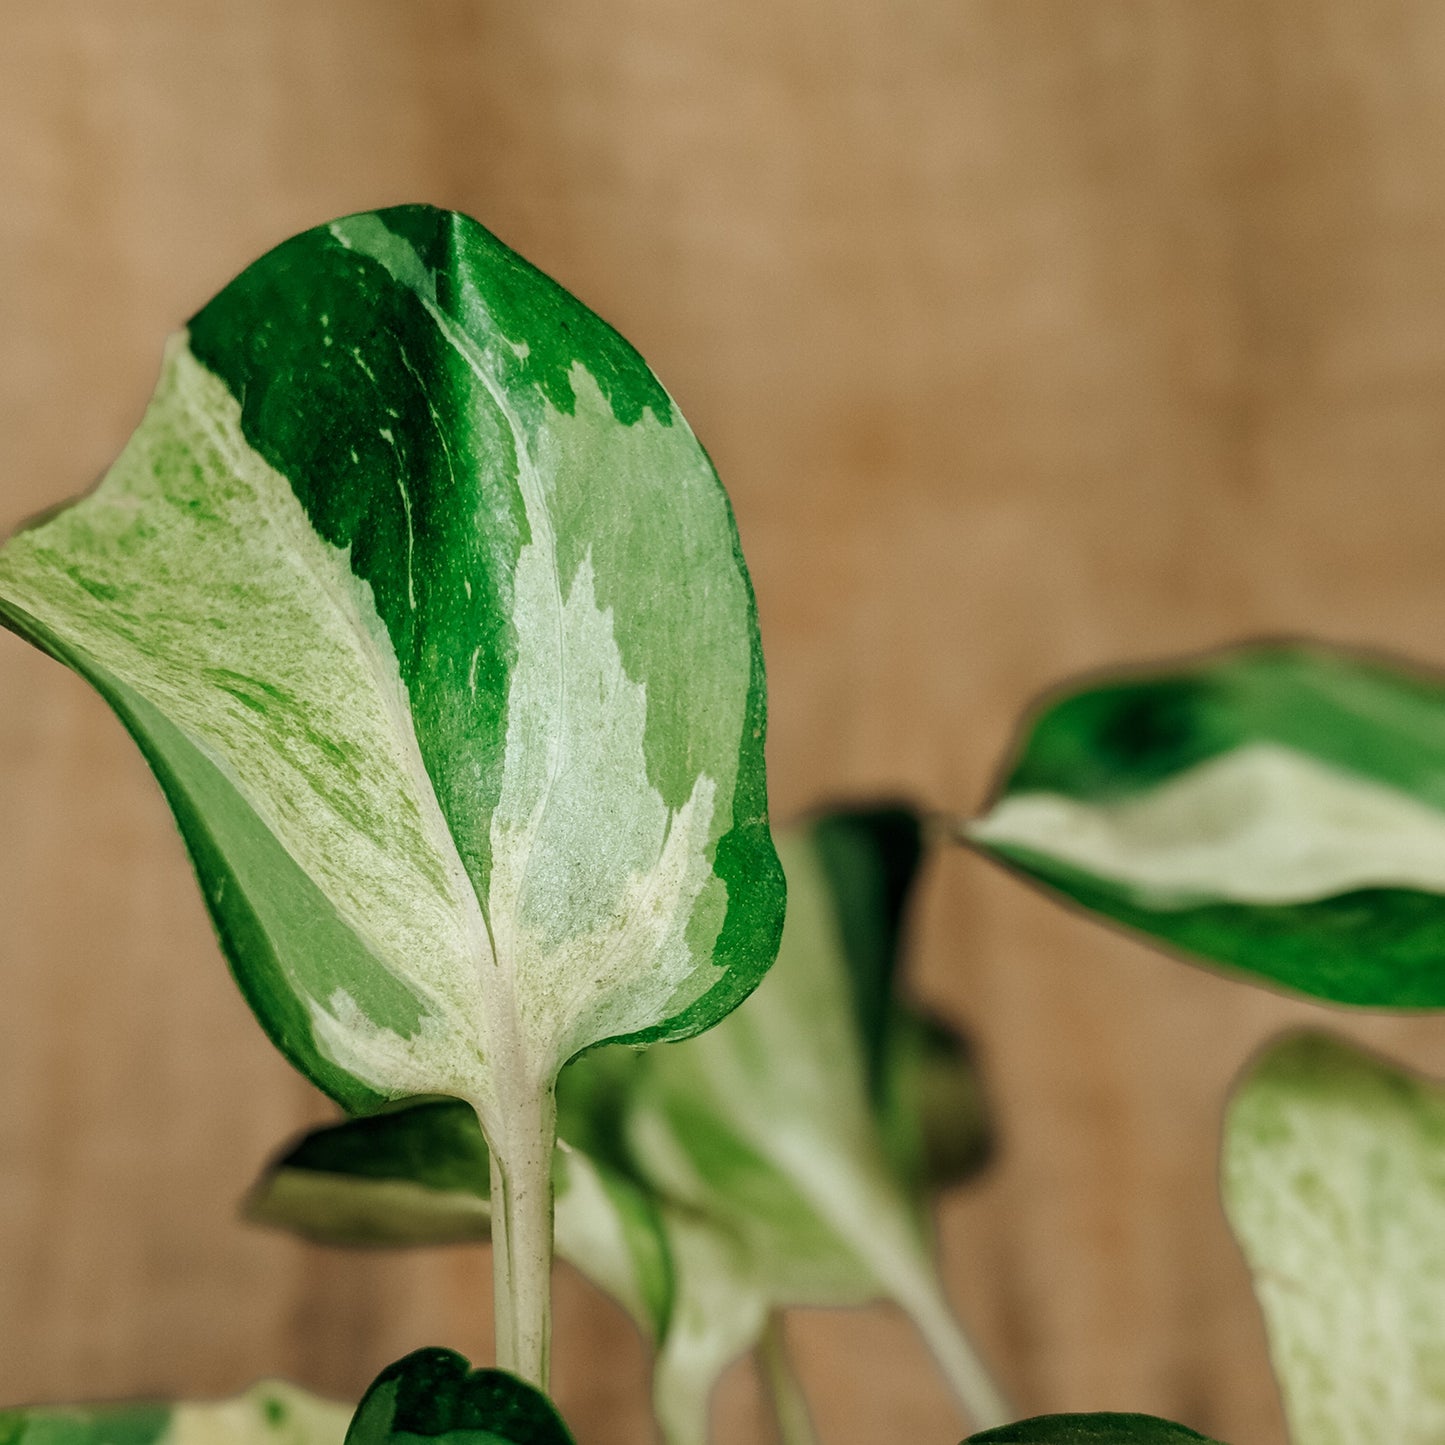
[0,204,783,1120]
[244,808,995,1445]
[346,1349,573,1445]
[1223,1032,1445,1445]
[0,205,784,1379]
[0,1382,350,1445]
[966,642,1445,1006]
[965,1416,1227,1445]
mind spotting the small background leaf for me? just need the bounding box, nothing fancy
[967,641,1445,1005]
[624,805,1005,1434]
[1223,1032,1445,1445]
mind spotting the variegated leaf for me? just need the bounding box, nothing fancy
[0,204,784,1377]
[967,642,1445,1005]
[346,1350,573,1445]
[625,807,1007,1439]
[1223,1032,1445,1445]
[0,1382,350,1445]
[0,204,783,1121]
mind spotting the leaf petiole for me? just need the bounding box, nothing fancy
[483,1081,558,1389]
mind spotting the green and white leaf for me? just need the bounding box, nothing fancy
[0,204,783,1124]
[1223,1032,1445,1445]
[345,1349,573,1445]
[0,1382,350,1445]
[966,642,1445,1005]
[965,1415,1228,1445]
[624,808,1007,1438]
[0,204,784,1380]
[245,1093,671,1337]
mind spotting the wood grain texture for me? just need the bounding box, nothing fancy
[6,3,1445,1443]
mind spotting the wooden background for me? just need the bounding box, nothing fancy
[6,4,1445,1442]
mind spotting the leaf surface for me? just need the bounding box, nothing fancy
[0,1383,350,1445]
[0,205,784,1128]
[345,1349,573,1445]
[967,642,1445,1005]
[1223,1032,1445,1445]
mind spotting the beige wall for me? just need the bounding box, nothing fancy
[5,5,1445,1442]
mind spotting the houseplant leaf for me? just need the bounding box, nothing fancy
[624,806,1008,1437]
[965,1416,1227,1445]
[0,1382,350,1445]
[1223,1032,1445,1445]
[0,204,785,1379]
[966,641,1445,1005]
[346,1349,573,1445]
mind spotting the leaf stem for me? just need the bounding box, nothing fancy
[484,1081,558,1390]
[756,1312,819,1445]
[893,1273,1011,1431]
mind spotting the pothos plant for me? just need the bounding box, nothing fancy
[0,205,1002,1445]
[6,204,1445,1445]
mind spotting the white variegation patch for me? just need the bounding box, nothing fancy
[969,741,1445,906]
[304,988,483,1101]
[249,1167,492,1245]
[487,547,718,1068]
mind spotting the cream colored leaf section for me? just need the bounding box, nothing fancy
[168,1383,351,1445]
[1223,1035,1445,1445]
[485,542,718,1073]
[303,988,485,1104]
[969,741,1445,906]
[0,340,491,1096]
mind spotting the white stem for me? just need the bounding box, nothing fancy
[483,1081,557,1389]
[757,1313,820,1445]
